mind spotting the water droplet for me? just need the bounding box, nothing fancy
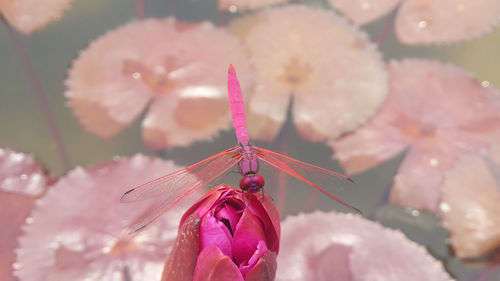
[12,262,21,270]
[20,174,28,180]
[440,202,450,212]
[418,21,427,28]
[411,210,420,216]
[25,217,34,224]
[132,72,141,79]
[229,5,238,13]
[481,81,490,87]
[429,158,439,167]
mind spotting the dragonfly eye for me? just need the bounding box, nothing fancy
[239,174,265,193]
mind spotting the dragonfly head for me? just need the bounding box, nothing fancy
[239,173,265,193]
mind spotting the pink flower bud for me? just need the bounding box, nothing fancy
[162,185,280,281]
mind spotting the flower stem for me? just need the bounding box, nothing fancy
[3,18,72,171]
[375,7,398,46]
[136,0,145,19]
[168,0,177,16]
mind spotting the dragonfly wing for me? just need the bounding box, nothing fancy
[255,147,361,213]
[122,147,242,233]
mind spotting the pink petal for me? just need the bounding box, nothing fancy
[0,148,50,281]
[171,186,279,280]
[180,186,280,254]
[276,211,453,281]
[232,208,267,265]
[215,203,244,232]
[66,18,253,149]
[331,59,500,212]
[396,0,500,45]
[239,240,269,277]
[328,0,400,25]
[180,186,235,225]
[230,5,387,141]
[218,0,289,11]
[0,0,72,34]
[440,146,500,258]
[161,213,200,281]
[15,155,200,281]
[246,192,281,253]
[244,249,277,281]
[193,246,244,281]
[199,213,233,257]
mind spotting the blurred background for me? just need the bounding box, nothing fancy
[1,0,500,280]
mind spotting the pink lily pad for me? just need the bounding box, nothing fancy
[276,211,454,281]
[328,0,500,44]
[0,148,50,281]
[396,0,500,45]
[328,0,400,25]
[14,154,201,281]
[66,18,253,150]
[441,146,500,258]
[229,5,387,142]
[330,59,500,212]
[218,0,289,11]
[0,0,72,34]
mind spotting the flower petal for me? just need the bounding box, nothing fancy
[396,0,500,45]
[239,240,271,278]
[232,208,267,265]
[214,202,244,232]
[199,213,233,257]
[180,186,233,225]
[244,249,277,281]
[162,213,201,281]
[193,246,244,281]
[247,194,280,253]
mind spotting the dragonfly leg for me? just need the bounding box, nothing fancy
[241,190,246,206]
[232,186,237,199]
[247,192,253,207]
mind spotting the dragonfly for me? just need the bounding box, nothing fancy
[121,64,359,233]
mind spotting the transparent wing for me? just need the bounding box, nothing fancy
[121,147,241,233]
[255,147,361,213]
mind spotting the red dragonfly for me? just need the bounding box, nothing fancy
[121,64,359,233]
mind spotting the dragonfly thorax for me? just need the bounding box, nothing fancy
[239,173,265,193]
[238,144,259,175]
